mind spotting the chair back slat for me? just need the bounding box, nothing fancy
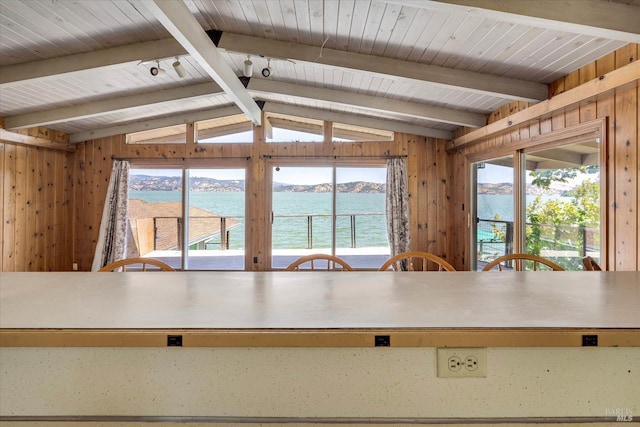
[482,254,564,272]
[99,257,175,272]
[285,254,353,271]
[379,251,455,272]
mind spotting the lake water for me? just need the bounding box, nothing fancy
[130,191,388,250]
[129,191,567,250]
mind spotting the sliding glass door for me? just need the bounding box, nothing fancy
[471,137,601,271]
[335,167,388,267]
[186,169,245,270]
[523,142,600,270]
[271,166,333,269]
[128,167,246,270]
[271,165,388,269]
[471,157,515,270]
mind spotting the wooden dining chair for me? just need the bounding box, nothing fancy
[378,251,456,271]
[582,256,602,271]
[98,257,176,272]
[482,253,564,272]
[285,254,354,271]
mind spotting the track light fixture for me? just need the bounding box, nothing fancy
[149,60,165,76]
[243,55,253,78]
[261,58,272,78]
[172,57,186,78]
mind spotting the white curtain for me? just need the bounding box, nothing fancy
[386,158,411,263]
[91,160,130,271]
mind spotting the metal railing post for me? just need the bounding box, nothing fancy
[505,221,514,268]
[176,217,182,250]
[505,222,514,255]
[307,215,313,249]
[220,217,227,250]
[350,215,356,248]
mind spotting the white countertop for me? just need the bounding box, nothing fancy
[1,271,639,330]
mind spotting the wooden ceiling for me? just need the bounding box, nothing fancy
[0,0,638,143]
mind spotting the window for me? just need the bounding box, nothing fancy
[473,157,515,267]
[523,142,601,270]
[271,165,389,269]
[471,134,602,271]
[128,167,246,270]
[265,113,324,143]
[127,124,187,144]
[196,114,253,143]
[332,122,394,142]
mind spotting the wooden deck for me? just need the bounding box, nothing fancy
[147,249,392,270]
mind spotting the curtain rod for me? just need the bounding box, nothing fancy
[261,155,406,159]
[110,155,402,161]
[111,156,251,161]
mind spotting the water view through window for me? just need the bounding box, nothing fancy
[128,165,389,270]
[472,138,601,271]
[128,168,246,270]
[271,166,389,269]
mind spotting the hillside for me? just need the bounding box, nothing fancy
[130,176,565,195]
[130,175,385,193]
[477,182,567,196]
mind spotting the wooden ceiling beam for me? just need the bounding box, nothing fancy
[217,32,547,102]
[0,128,75,152]
[4,83,223,130]
[0,38,185,88]
[527,149,585,168]
[69,105,242,143]
[390,0,640,44]
[448,60,640,149]
[7,76,467,135]
[2,30,549,104]
[248,79,485,128]
[139,0,261,125]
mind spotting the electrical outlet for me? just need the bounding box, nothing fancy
[437,348,487,378]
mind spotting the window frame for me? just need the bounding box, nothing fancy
[466,119,608,270]
[128,160,250,270]
[266,159,389,270]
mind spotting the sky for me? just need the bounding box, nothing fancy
[477,163,515,184]
[131,166,386,185]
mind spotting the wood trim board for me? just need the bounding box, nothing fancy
[1,328,638,348]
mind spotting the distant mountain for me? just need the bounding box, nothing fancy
[477,183,514,195]
[478,182,566,196]
[274,181,385,193]
[129,175,244,192]
[130,175,385,193]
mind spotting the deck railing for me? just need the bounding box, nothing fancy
[147,213,387,251]
[274,213,386,249]
[477,218,599,267]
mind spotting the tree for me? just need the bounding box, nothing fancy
[525,175,600,269]
[528,166,598,189]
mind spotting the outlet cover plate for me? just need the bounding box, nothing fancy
[437,348,487,378]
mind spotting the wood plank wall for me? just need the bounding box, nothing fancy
[3,47,635,273]
[70,126,449,271]
[0,140,74,271]
[448,44,639,271]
